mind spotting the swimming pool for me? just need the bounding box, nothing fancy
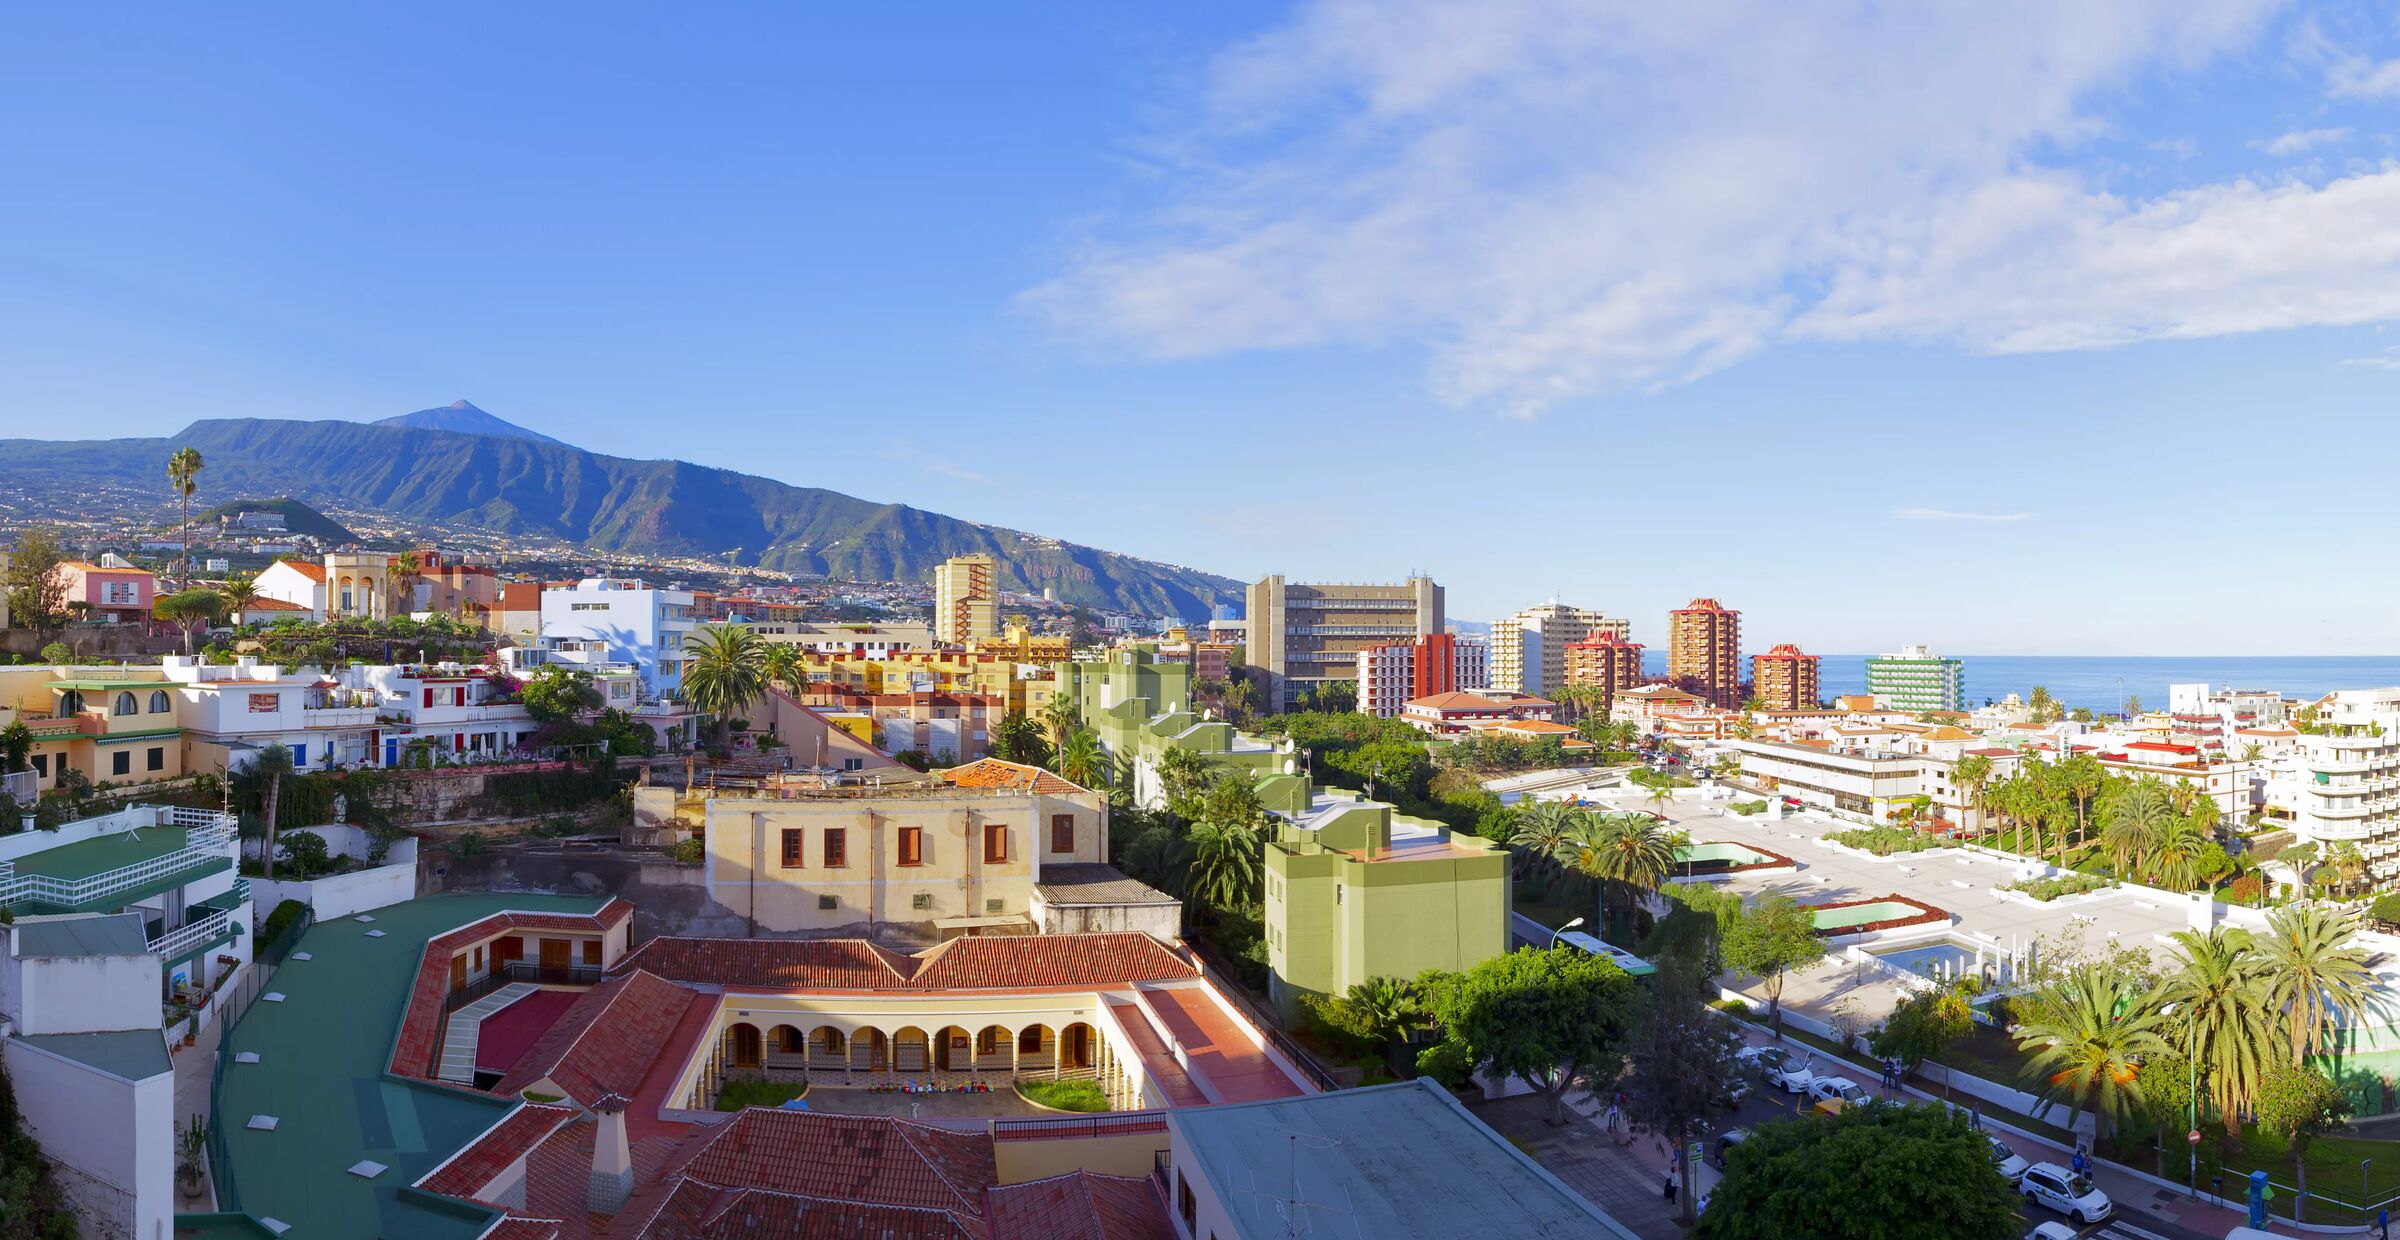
[1810,900,1922,930]
[1870,936,1981,977]
[1678,842,1776,866]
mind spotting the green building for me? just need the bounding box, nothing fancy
[1864,643,1966,712]
[1257,771,1511,1015]
[1058,651,1296,808]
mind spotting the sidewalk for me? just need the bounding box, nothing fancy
[1469,1093,1692,1239]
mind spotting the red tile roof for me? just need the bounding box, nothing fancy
[941,758,1096,797]
[388,901,635,1080]
[985,1171,1173,1240]
[238,597,310,612]
[611,1110,997,1239]
[279,560,328,582]
[492,970,706,1107]
[481,1220,563,1240]
[415,1103,577,1202]
[615,933,1196,993]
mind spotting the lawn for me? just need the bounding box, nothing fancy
[714,1078,810,1111]
[1017,1078,1111,1113]
[2105,1122,2400,1215]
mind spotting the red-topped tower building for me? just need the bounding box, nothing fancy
[1563,634,1646,715]
[1668,597,1743,709]
[1750,643,1821,711]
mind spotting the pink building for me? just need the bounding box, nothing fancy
[51,561,157,625]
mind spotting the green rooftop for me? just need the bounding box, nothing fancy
[13,912,150,957]
[19,1030,172,1082]
[210,893,606,1240]
[6,825,230,914]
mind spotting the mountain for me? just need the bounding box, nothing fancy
[0,415,1244,620]
[187,496,358,543]
[373,400,567,445]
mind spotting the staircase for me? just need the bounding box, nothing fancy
[437,983,540,1084]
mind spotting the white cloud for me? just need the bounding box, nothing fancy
[1023,1,2400,413]
[1895,507,2033,522]
[2258,126,2352,155]
[2339,346,2400,370]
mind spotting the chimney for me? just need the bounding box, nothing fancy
[588,1093,634,1214]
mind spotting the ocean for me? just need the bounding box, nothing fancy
[1637,653,2400,713]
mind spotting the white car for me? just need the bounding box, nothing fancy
[1804,1076,1865,1106]
[2018,1163,2112,1224]
[1987,1135,2029,1181]
[2022,1223,2077,1240]
[1769,1053,1818,1094]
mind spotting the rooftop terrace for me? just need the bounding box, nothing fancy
[209,893,607,1240]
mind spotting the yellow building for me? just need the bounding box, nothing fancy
[973,622,1075,665]
[0,667,184,793]
[794,650,1051,715]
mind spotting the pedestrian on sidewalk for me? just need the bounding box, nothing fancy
[1662,1169,1677,1205]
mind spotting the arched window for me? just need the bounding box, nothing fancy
[113,692,137,717]
[148,690,170,714]
[56,691,84,716]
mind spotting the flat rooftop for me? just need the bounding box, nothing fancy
[1170,1078,1628,1239]
[16,824,199,882]
[19,1030,171,1081]
[212,893,606,1240]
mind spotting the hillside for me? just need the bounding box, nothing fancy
[187,496,358,543]
[0,417,1242,619]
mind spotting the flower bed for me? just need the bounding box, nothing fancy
[1823,826,1959,856]
[1800,893,1949,938]
[1997,873,2110,902]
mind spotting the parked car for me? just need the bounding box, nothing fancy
[1712,1128,1750,1168]
[1715,1073,1751,1109]
[1768,1052,1817,1094]
[2018,1163,2112,1224]
[2022,1223,2077,1240]
[1805,1077,1865,1107]
[1987,1134,2028,1181]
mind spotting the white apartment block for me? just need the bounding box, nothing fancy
[2267,689,2400,883]
[1353,636,1492,718]
[538,578,697,702]
[1730,738,1929,823]
[1488,602,1629,697]
[1454,634,1491,692]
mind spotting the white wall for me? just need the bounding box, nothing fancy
[247,853,417,922]
[4,1036,172,1240]
[5,946,162,1037]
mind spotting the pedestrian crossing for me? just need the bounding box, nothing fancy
[2082,1222,2171,1240]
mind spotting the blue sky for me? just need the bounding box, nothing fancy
[6,4,2400,655]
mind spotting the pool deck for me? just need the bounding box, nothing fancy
[1580,787,2204,1025]
[210,893,609,1240]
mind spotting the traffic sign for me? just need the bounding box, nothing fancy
[2188,1129,2203,1145]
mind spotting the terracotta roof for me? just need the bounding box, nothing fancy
[941,758,1094,797]
[416,1103,578,1201]
[482,1220,563,1240]
[1759,643,1809,658]
[270,559,328,582]
[612,1110,996,1240]
[985,1171,1172,1240]
[1407,690,1553,712]
[615,932,1196,993]
[492,970,705,1106]
[387,900,635,1080]
[237,597,309,612]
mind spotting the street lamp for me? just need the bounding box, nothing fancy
[1550,916,1586,950]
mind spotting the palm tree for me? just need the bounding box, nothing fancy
[1953,753,1992,841]
[1055,728,1107,789]
[2101,779,2174,879]
[2257,902,2373,1068]
[759,643,803,692]
[153,589,225,657]
[2240,741,2265,763]
[2058,752,2105,854]
[217,572,262,629]
[1184,818,1260,911]
[1509,801,1578,889]
[2159,927,2282,1139]
[682,623,767,748]
[2147,816,2210,890]
[1347,975,1430,1056]
[2012,966,2173,1141]
[2329,842,2368,899]
[384,550,421,618]
[166,447,204,588]
[1559,812,1679,941]
[1042,694,1083,742]
[253,743,294,882]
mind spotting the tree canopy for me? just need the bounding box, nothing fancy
[1721,892,1825,1026]
[1695,1102,2020,1240]
[1431,946,1636,1124]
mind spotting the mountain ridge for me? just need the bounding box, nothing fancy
[0,416,1241,619]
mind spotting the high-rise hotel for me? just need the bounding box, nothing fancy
[1864,644,1966,712]
[1668,597,1742,709]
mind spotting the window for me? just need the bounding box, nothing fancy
[1179,1174,1196,1227]
[823,828,847,868]
[985,898,1004,915]
[781,829,804,868]
[111,751,130,776]
[823,1029,846,1055]
[31,755,47,778]
[897,826,924,867]
[776,1026,802,1053]
[911,893,932,911]
[146,747,163,772]
[291,744,306,768]
[113,692,136,717]
[1018,1027,1042,1053]
[148,690,170,714]
[1049,814,1075,854]
[817,895,838,911]
[841,757,864,772]
[978,1028,1000,1055]
[983,822,1008,864]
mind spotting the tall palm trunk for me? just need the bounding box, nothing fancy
[262,771,282,881]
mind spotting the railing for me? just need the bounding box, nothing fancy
[443,970,516,1013]
[992,1112,1172,1140]
[500,961,602,987]
[150,908,233,959]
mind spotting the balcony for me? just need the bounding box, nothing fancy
[149,906,235,961]
[301,704,382,728]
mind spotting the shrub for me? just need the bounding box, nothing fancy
[1728,800,1769,816]
[457,831,489,856]
[1998,873,2108,902]
[1823,826,1957,856]
[258,898,307,946]
[2226,874,2265,904]
[670,836,704,864]
[1713,997,1759,1020]
[2372,892,2400,927]
[277,830,334,879]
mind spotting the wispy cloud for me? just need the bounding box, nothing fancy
[2256,126,2351,156]
[1027,1,2400,414]
[1895,507,2033,523]
[2339,346,2400,370]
